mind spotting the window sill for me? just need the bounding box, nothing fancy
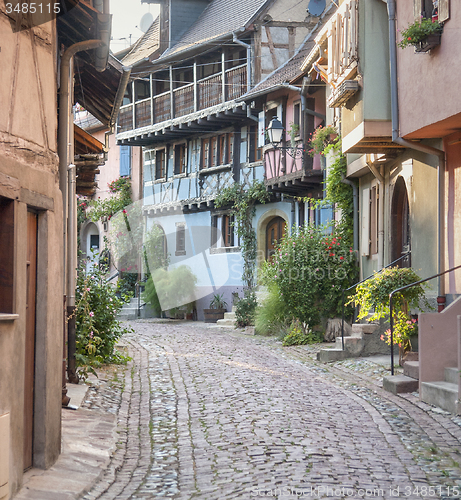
[199,164,232,176]
[153,177,167,184]
[210,246,240,254]
[0,314,19,322]
[171,173,187,180]
[175,250,186,256]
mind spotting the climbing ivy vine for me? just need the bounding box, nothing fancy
[214,180,269,289]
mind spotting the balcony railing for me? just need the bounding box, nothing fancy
[118,64,247,133]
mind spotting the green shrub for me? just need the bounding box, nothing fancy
[235,290,257,327]
[255,283,290,336]
[260,224,357,330]
[282,322,324,346]
[75,262,132,379]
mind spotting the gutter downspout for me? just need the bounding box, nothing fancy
[233,33,251,92]
[58,40,105,391]
[386,0,445,303]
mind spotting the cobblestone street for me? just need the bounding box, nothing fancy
[80,320,461,500]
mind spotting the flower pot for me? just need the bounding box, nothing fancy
[415,34,441,53]
[203,308,226,323]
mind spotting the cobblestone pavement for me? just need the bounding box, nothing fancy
[80,320,461,500]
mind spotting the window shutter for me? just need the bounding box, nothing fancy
[439,0,449,22]
[258,111,265,148]
[361,187,370,256]
[120,145,131,176]
[277,104,283,122]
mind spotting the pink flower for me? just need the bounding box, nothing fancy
[86,287,91,292]
[89,311,94,317]
[89,331,93,338]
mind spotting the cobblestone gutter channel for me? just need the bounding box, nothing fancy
[79,322,461,500]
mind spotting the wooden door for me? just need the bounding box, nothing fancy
[266,217,286,260]
[391,177,411,267]
[24,211,37,470]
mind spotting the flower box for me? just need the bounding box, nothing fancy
[415,33,442,53]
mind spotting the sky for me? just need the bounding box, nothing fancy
[109,0,160,52]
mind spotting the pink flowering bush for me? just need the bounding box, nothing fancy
[75,258,132,379]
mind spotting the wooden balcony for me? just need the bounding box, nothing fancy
[264,145,323,195]
[118,64,247,134]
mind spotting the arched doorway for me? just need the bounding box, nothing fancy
[266,216,286,260]
[391,176,411,267]
[82,222,100,273]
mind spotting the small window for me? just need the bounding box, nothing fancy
[211,214,235,248]
[175,223,186,256]
[90,234,100,250]
[249,125,262,163]
[134,79,150,101]
[222,214,234,247]
[174,144,187,175]
[218,135,227,166]
[210,136,218,168]
[0,197,14,313]
[155,149,166,179]
[201,138,210,169]
[293,101,301,136]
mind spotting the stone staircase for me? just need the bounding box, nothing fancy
[118,297,144,320]
[317,323,382,362]
[216,307,237,328]
[383,359,419,395]
[421,367,459,414]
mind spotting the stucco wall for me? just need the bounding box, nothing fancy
[397,0,461,138]
[0,15,62,497]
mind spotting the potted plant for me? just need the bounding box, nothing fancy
[203,293,228,323]
[398,18,443,53]
[347,267,431,365]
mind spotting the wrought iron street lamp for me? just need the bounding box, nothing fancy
[266,117,305,159]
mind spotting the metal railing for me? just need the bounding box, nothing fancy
[340,252,411,351]
[389,263,461,375]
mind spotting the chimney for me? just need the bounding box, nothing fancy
[142,0,210,52]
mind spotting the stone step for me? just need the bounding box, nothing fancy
[334,336,364,355]
[317,348,349,362]
[216,319,235,327]
[383,375,419,395]
[351,323,378,335]
[445,367,459,385]
[421,380,459,414]
[223,312,236,320]
[403,360,419,380]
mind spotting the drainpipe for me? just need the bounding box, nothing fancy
[233,33,251,92]
[58,39,105,392]
[386,0,445,303]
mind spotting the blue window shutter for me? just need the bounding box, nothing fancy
[120,146,131,176]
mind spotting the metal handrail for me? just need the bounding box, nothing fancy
[340,252,411,350]
[389,263,461,375]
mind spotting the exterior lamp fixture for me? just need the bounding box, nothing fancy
[266,117,305,159]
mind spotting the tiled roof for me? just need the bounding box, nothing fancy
[160,0,269,60]
[121,16,160,67]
